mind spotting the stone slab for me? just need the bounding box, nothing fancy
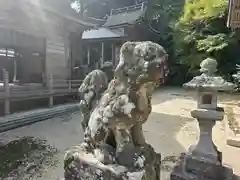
[184,154,223,179]
[170,153,233,180]
[171,166,233,180]
[64,144,161,180]
[226,137,240,148]
[0,103,80,133]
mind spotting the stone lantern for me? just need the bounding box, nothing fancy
[171,58,235,180]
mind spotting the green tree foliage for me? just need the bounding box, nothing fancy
[150,0,240,84]
[175,0,240,80]
[145,0,188,85]
[179,0,226,22]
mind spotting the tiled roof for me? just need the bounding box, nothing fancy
[30,0,104,27]
[0,0,103,29]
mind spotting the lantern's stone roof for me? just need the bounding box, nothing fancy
[183,58,235,91]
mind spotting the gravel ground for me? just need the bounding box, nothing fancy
[0,87,240,180]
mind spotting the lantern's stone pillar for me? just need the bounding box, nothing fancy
[171,58,235,180]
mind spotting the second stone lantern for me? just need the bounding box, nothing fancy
[171,58,235,180]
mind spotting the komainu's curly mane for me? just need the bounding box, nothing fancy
[64,41,168,180]
[83,41,168,154]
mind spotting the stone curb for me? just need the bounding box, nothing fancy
[0,103,80,133]
[223,105,240,148]
[225,118,240,148]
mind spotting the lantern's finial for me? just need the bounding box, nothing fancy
[184,57,235,91]
[200,58,217,75]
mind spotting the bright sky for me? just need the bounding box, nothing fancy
[71,1,80,12]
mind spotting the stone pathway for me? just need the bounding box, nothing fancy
[0,87,240,180]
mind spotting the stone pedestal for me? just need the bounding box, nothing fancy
[171,153,233,180]
[64,144,161,180]
[171,108,232,180]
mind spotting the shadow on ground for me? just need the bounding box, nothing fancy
[234,174,240,180]
[146,112,240,179]
[144,112,195,179]
[152,88,197,105]
[0,99,239,179]
[0,137,60,180]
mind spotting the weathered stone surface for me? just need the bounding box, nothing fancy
[78,69,109,131]
[184,154,223,179]
[64,144,161,180]
[184,58,235,91]
[65,41,168,180]
[171,58,234,180]
[78,61,114,131]
[171,153,233,180]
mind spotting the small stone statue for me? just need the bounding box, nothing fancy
[78,62,113,130]
[65,41,168,180]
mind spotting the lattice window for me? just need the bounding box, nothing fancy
[0,48,15,57]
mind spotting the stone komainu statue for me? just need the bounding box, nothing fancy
[78,62,113,130]
[65,41,169,180]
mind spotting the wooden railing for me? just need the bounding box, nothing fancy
[0,70,82,115]
[110,2,145,15]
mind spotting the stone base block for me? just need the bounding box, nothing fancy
[170,153,233,180]
[64,144,161,180]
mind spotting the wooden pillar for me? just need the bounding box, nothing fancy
[101,42,104,66]
[111,43,115,66]
[13,59,17,82]
[87,45,90,65]
[3,69,10,115]
[47,74,53,108]
[64,34,71,80]
[42,38,47,86]
[115,45,120,65]
[62,21,71,80]
[79,33,83,67]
